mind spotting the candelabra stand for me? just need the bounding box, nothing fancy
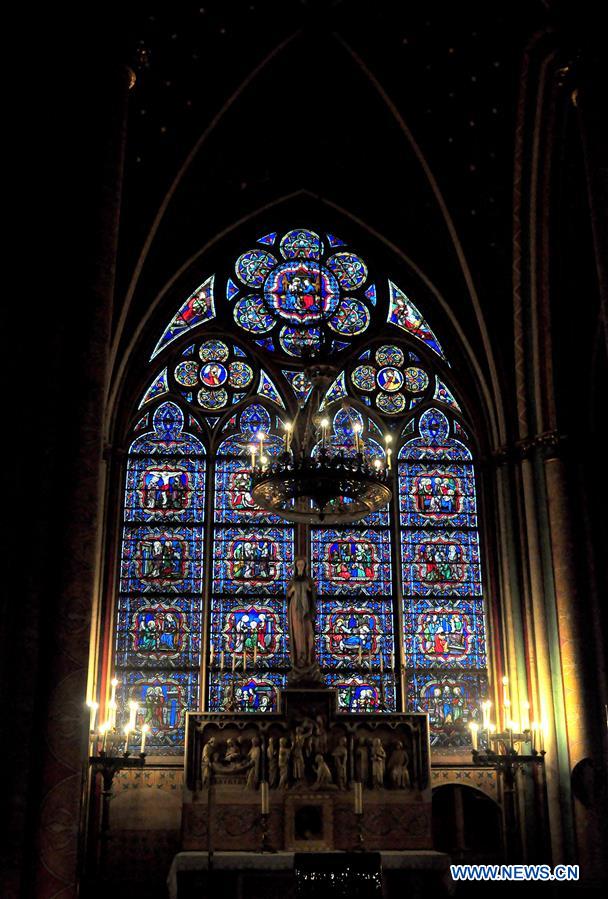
[89,741,146,876]
[471,732,546,861]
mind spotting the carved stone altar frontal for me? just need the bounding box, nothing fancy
[182,688,432,852]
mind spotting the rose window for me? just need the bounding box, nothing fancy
[172,339,254,411]
[227,228,375,357]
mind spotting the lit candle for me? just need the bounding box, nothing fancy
[110,677,118,705]
[108,700,117,729]
[100,722,110,753]
[128,700,139,731]
[501,675,509,705]
[320,417,329,448]
[220,651,225,671]
[373,459,382,472]
[87,700,99,733]
[249,444,257,469]
[481,700,491,731]
[141,723,149,755]
[257,430,266,459]
[385,434,393,469]
[353,423,362,454]
[124,725,131,754]
[469,722,479,750]
[284,422,292,453]
[354,781,363,815]
[261,781,269,815]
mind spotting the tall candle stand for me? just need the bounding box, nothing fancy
[352,781,365,851]
[471,726,546,861]
[89,726,147,876]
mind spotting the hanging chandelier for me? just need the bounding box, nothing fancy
[250,362,393,524]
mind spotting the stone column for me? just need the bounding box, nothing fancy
[6,60,132,898]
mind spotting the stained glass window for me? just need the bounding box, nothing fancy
[208,403,294,711]
[310,408,396,711]
[115,402,206,755]
[398,408,488,746]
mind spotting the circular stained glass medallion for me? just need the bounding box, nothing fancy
[229,361,254,388]
[351,364,376,392]
[279,325,321,358]
[377,366,404,393]
[198,387,228,409]
[404,366,429,393]
[326,252,368,290]
[279,229,323,260]
[199,340,229,362]
[376,392,406,414]
[235,249,278,288]
[234,295,275,333]
[174,361,199,387]
[375,345,404,367]
[200,362,228,388]
[264,261,340,324]
[328,298,371,336]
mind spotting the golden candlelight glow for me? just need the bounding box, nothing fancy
[469,722,479,750]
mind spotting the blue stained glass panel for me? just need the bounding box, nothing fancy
[130,403,205,456]
[209,595,288,667]
[208,672,285,712]
[398,409,472,462]
[400,529,482,596]
[120,526,203,594]
[115,596,202,668]
[117,670,199,754]
[280,229,323,260]
[387,281,446,361]
[214,456,283,524]
[317,599,394,669]
[257,231,277,245]
[124,457,206,523]
[398,462,477,528]
[403,598,486,669]
[311,528,392,595]
[150,276,216,360]
[138,369,169,408]
[406,671,487,746]
[213,527,294,594]
[327,674,396,713]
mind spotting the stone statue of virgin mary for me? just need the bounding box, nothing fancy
[286,556,323,685]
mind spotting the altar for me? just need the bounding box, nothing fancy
[181,686,432,854]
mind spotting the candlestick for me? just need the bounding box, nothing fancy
[110,677,118,705]
[108,700,117,729]
[353,423,362,454]
[87,700,99,733]
[284,422,292,453]
[501,675,509,705]
[249,444,257,469]
[531,721,539,752]
[257,430,265,460]
[141,724,149,754]
[124,726,131,754]
[261,781,269,815]
[482,700,491,731]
